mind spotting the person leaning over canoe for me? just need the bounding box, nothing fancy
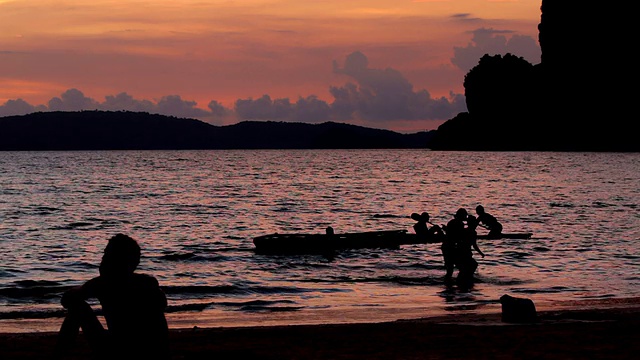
[455,214,485,287]
[411,212,444,242]
[475,205,503,238]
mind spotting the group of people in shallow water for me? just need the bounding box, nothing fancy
[411,205,503,287]
[53,208,503,359]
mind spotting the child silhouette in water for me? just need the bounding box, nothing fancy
[475,205,503,238]
[55,234,169,360]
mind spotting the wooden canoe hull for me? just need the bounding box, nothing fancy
[253,229,533,255]
[253,230,422,255]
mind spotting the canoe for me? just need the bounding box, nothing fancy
[253,230,420,255]
[253,230,533,255]
[253,231,533,254]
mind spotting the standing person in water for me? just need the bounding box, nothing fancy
[441,208,468,280]
[475,205,503,238]
[411,212,444,242]
[54,234,170,360]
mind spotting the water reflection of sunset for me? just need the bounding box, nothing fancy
[0,150,638,333]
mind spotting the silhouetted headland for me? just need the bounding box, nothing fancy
[427,0,636,152]
[0,111,433,150]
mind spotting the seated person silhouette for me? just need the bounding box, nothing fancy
[411,211,444,242]
[475,205,503,238]
[54,234,169,360]
[326,226,335,236]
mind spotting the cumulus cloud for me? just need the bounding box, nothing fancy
[451,28,541,72]
[330,51,466,123]
[155,95,210,118]
[0,88,221,120]
[0,98,45,117]
[101,92,155,113]
[0,51,468,130]
[292,96,331,122]
[48,88,99,111]
[234,94,331,123]
[235,95,290,120]
[207,100,229,118]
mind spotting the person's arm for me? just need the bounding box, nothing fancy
[472,242,485,258]
[428,224,443,236]
[156,285,168,310]
[61,277,100,308]
[142,275,168,310]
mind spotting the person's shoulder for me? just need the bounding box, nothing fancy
[82,276,103,289]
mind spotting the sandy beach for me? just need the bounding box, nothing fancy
[2,299,639,360]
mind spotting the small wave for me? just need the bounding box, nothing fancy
[533,246,551,252]
[49,222,100,231]
[616,254,640,260]
[166,299,303,313]
[0,282,70,301]
[549,202,575,208]
[371,214,404,218]
[163,285,239,296]
[248,285,318,295]
[511,286,586,294]
[15,279,61,287]
[166,303,212,312]
[158,252,232,263]
[591,201,614,208]
[501,251,533,259]
[238,304,303,312]
[160,252,197,261]
[443,304,483,312]
[0,308,66,320]
[220,299,296,307]
[163,284,320,298]
[394,276,448,286]
[474,276,533,286]
[0,268,25,278]
[229,300,304,312]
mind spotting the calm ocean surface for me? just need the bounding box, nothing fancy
[1,150,639,333]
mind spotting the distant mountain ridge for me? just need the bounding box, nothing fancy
[0,111,433,150]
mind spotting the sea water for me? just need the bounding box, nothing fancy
[0,150,639,332]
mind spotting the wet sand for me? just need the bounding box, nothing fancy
[2,301,639,360]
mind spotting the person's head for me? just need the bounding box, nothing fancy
[99,234,141,278]
[420,212,430,222]
[476,205,485,215]
[326,226,334,235]
[455,208,468,220]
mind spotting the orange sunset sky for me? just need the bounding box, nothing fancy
[0,0,542,133]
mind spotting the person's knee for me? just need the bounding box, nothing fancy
[64,299,93,314]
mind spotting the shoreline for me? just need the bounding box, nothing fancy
[3,296,639,334]
[2,298,640,359]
